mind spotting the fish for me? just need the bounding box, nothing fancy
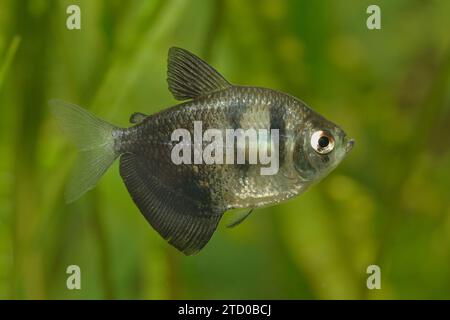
[50,47,354,255]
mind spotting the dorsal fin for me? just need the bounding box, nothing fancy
[167,47,232,101]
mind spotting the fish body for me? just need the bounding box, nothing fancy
[117,86,306,210]
[51,47,354,255]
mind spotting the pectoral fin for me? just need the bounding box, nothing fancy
[227,208,254,228]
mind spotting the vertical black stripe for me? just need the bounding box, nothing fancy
[229,87,246,130]
[269,97,286,169]
[228,87,251,175]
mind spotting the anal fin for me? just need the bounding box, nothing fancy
[119,153,223,255]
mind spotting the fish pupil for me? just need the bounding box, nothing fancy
[318,136,329,148]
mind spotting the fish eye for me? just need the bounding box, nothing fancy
[311,130,335,155]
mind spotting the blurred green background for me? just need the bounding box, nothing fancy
[1,0,450,299]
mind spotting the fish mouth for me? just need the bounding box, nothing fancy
[345,138,355,153]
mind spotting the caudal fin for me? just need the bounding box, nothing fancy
[49,99,119,203]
